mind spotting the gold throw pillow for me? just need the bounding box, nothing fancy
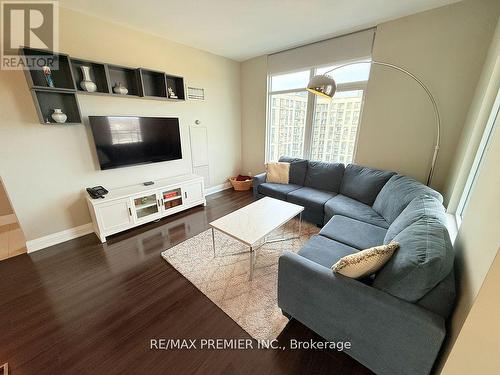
[266,162,290,184]
[331,242,399,278]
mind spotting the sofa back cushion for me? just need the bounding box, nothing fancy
[372,215,454,302]
[279,156,308,186]
[372,175,443,224]
[340,164,395,206]
[304,161,345,192]
[384,195,446,243]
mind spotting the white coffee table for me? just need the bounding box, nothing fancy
[209,197,304,280]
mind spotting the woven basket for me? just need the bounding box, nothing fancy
[229,177,253,191]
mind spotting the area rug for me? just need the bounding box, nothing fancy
[161,218,319,340]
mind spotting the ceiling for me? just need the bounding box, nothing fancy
[59,0,461,61]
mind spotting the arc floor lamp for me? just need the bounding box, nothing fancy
[306,61,440,186]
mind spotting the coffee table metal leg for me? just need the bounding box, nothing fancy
[249,246,255,281]
[298,212,302,239]
[212,227,216,257]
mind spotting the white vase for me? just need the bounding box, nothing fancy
[51,108,67,123]
[113,82,128,95]
[80,66,97,92]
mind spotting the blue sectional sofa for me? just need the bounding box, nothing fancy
[253,156,455,375]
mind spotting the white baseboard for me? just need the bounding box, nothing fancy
[204,181,232,196]
[26,183,232,253]
[26,223,94,253]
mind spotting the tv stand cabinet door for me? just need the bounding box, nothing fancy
[96,199,134,235]
[182,180,204,205]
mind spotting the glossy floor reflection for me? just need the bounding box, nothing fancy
[0,189,372,375]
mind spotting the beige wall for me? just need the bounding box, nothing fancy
[0,180,13,216]
[240,0,500,195]
[0,7,241,241]
[445,18,500,212]
[438,70,500,372]
[441,251,500,374]
[241,56,268,175]
[437,18,500,371]
[355,0,499,193]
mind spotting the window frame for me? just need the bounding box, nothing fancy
[265,63,369,164]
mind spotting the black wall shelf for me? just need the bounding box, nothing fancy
[166,75,185,100]
[70,58,110,94]
[139,68,167,99]
[22,48,76,91]
[107,65,141,97]
[20,47,186,125]
[32,89,82,124]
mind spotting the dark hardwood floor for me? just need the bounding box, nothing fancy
[0,189,372,375]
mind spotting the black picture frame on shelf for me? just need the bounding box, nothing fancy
[69,58,111,94]
[21,48,76,91]
[107,65,140,97]
[138,68,168,99]
[32,89,82,124]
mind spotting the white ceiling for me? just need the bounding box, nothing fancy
[60,0,461,61]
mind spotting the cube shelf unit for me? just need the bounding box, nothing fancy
[69,57,110,94]
[20,47,186,125]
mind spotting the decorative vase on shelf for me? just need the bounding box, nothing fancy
[42,66,55,87]
[80,66,97,92]
[113,82,128,95]
[51,108,67,123]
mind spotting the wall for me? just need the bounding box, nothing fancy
[241,56,267,175]
[0,180,13,216]
[437,21,500,369]
[0,7,241,241]
[355,0,499,192]
[445,116,499,351]
[441,251,500,374]
[444,18,500,212]
[240,0,500,195]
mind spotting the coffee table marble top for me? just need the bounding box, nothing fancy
[209,197,304,247]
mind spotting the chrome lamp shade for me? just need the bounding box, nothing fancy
[306,74,337,99]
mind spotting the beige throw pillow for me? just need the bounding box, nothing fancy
[331,242,399,279]
[266,162,290,184]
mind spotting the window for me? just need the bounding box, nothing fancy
[456,88,499,221]
[267,62,370,163]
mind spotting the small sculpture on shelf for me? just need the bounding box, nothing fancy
[80,66,97,92]
[113,82,128,95]
[51,108,67,123]
[42,66,54,87]
[167,87,178,99]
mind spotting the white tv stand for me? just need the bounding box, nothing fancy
[86,174,206,242]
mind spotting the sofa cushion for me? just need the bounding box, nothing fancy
[324,194,389,229]
[298,235,358,268]
[287,187,336,214]
[417,269,456,318]
[385,195,446,244]
[373,216,454,302]
[304,161,344,192]
[258,183,302,201]
[340,164,395,206]
[320,215,387,250]
[279,156,308,186]
[372,175,443,224]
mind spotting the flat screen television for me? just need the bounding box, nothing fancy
[88,116,182,170]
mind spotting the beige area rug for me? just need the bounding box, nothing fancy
[161,218,319,340]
